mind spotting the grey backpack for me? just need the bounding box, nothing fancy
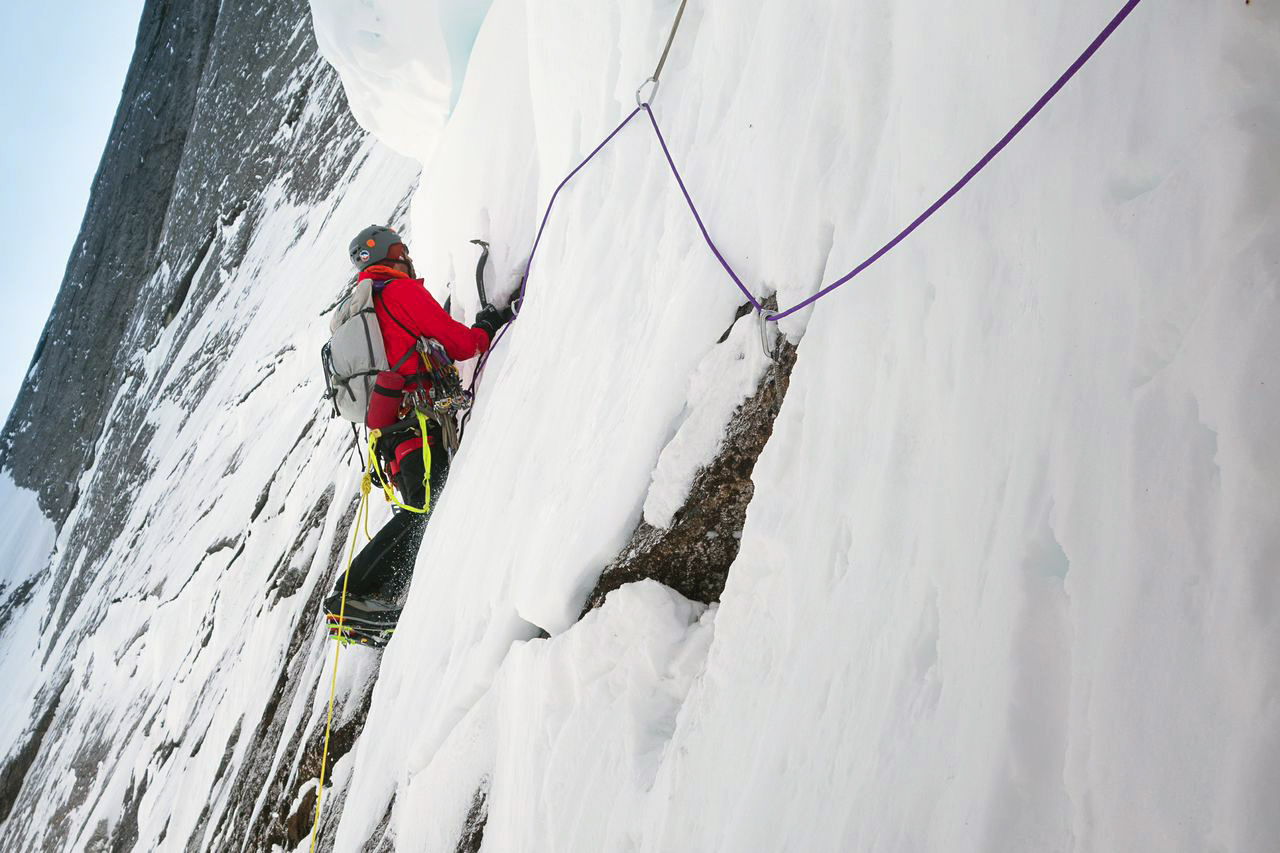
[321,280,390,422]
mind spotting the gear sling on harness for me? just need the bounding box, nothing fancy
[366,409,433,514]
[365,278,475,513]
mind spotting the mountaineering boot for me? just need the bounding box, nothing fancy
[326,614,395,648]
[323,592,403,629]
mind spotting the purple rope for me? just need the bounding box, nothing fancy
[643,105,762,309]
[768,0,1145,320]
[517,106,646,307]
[470,107,645,390]
[471,0,1143,394]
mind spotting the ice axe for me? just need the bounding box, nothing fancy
[469,239,491,308]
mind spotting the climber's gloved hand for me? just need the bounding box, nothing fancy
[473,303,515,341]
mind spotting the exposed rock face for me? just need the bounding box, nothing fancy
[0,0,356,528]
[0,2,410,850]
[586,332,798,612]
[454,783,490,853]
[0,0,219,525]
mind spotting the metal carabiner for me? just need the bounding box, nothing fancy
[635,76,659,108]
[756,304,775,361]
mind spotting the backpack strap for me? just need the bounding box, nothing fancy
[368,280,471,434]
[372,279,460,392]
[371,280,422,367]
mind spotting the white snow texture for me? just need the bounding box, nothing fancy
[313,0,1280,850]
[1,0,1277,850]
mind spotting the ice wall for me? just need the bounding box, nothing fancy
[315,0,1280,849]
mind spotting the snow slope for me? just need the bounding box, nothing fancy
[0,476,58,778]
[315,0,1280,850]
[0,17,429,835]
[0,140,420,849]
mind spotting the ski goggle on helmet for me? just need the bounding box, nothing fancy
[349,225,410,270]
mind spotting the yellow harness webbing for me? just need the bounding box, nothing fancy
[366,407,433,514]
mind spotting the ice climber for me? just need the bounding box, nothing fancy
[321,225,512,642]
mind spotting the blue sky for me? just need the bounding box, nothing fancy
[0,0,145,423]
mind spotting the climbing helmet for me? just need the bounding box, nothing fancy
[349,225,408,270]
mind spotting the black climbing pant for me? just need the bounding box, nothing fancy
[327,423,450,610]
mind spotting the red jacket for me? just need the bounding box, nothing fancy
[361,265,489,477]
[361,266,490,389]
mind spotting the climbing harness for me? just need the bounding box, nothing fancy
[376,289,474,419]
[470,0,1145,395]
[636,0,689,107]
[367,410,434,515]
[367,278,473,459]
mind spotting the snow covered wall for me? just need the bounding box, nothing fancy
[316,0,1280,850]
[0,0,1276,851]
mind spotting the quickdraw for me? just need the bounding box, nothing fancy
[414,338,473,418]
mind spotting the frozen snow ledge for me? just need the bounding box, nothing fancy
[309,0,495,163]
[0,474,57,593]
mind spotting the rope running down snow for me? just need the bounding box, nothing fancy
[473,0,1144,390]
[310,475,372,853]
[468,105,643,390]
[769,0,1145,320]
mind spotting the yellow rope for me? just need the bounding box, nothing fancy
[310,474,371,853]
[309,408,433,851]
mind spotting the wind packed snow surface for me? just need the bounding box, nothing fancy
[312,0,1280,850]
[0,476,58,764]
